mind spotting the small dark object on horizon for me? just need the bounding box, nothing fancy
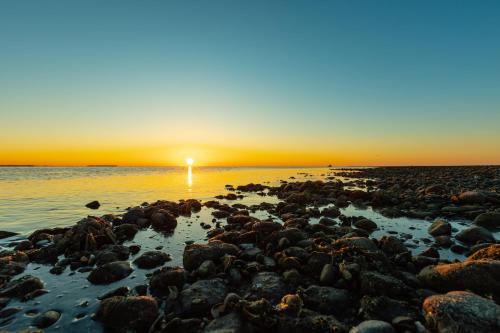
[85,200,101,209]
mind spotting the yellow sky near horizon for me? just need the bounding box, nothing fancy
[2,139,499,167]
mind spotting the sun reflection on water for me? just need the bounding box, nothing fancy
[187,165,193,189]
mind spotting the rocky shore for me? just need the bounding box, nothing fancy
[0,166,499,332]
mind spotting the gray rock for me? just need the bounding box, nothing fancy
[250,272,288,302]
[474,212,500,229]
[428,220,451,237]
[300,285,351,315]
[183,241,239,271]
[354,218,378,231]
[133,251,171,269]
[360,271,412,298]
[32,310,61,328]
[87,261,133,284]
[349,320,395,333]
[455,226,495,244]
[180,278,227,316]
[204,312,248,333]
[423,291,500,333]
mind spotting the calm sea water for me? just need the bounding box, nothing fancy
[0,166,333,234]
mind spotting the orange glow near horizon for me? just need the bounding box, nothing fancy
[1,140,500,167]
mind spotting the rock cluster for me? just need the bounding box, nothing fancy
[0,167,499,332]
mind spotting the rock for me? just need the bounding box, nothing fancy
[278,313,346,332]
[319,263,337,285]
[32,310,61,328]
[98,286,130,300]
[0,307,21,318]
[180,278,227,316]
[456,191,486,204]
[360,272,412,299]
[227,215,258,224]
[354,218,378,231]
[277,294,303,316]
[87,261,133,284]
[423,291,500,333]
[379,236,408,255]
[474,212,500,229]
[133,251,171,269]
[300,285,350,316]
[0,231,18,239]
[467,244,500,261]
[359,295,417,322]
[419,247,440,258]
[85,200,100,209]
[428,220,451,236]
[321,206,341,218]
[349,320,395,333]
[197,260,216,278]
[250,272,288,302]
[334,237,379,252]
[204,312,248,333]
[149,266,185,296]
[183,242,239,271]
[418,259,500,297]
[455,226,495,244]
[151,210,177,231]
[95,245,130,265]
[114,223,139,240]
[95,296,158,331]
[0,275,44,298]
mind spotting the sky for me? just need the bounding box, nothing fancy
[1,0,499,166]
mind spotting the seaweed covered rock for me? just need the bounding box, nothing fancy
[95,296,158,331]
[418,259,500,297]
[423,291,500,333]
[183,241,239,271]
[149,266,186,296]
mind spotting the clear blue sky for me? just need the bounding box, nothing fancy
[1,0,499,166]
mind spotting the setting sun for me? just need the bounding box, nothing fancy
[186,157,194,166]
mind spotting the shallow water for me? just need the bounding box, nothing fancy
[0,166,497,332]
[0,166,335,234]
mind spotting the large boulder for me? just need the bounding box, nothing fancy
[474,212,500,229]
[455,226,495,244]
[183,241,239,271]
[180,278,227,316]
[423,291,500,333]
[95,296,158,331]
[418,259,500,297]
[87,261,133,284]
